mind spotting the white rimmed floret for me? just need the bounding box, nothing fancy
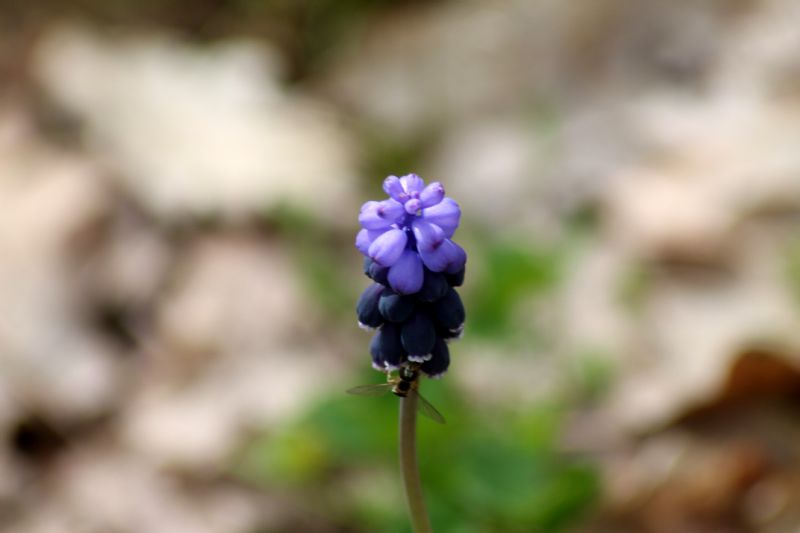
[444,325,465,342]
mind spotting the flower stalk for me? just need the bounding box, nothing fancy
[399,393,433,533]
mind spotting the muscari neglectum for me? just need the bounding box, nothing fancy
[351,173,466,533]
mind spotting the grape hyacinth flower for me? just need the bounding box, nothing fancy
[352,173,466,533]
[355,173,466,378]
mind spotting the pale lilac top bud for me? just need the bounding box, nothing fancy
[421,198,460,237]
[358,199,405,230]
[404,198,422,215]
[418,239,466,273]
[368,228,407,266]
[378,199,406,220]
[419,182,445,208]
[383,176,409,203]
[400,173,424,195]
[355,228,385,255]
[411,218,445,252]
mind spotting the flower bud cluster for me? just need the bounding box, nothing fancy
[355,174,466,377]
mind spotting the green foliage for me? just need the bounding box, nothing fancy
[237,374,599,532]
[467,239,565,338]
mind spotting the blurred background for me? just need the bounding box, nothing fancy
[2,0,800,531]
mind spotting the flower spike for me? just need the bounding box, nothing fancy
[356,173,466,377]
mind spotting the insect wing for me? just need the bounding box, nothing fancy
[415,391,446,424]
[346,383,393,396]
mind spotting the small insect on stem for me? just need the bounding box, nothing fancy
[347,364,445,424]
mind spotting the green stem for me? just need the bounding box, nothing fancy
[399,393,433,533]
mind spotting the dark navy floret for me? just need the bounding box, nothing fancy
[417,268,449,302]
[369,331,384,370]
[436,323,464,340]
[420,337,450,377]
[368,260,390,285]
[356,283,384,328]
[445,266,465,287]
[378,322,406,369]
[432,287,465,331]
[401,312,436,362]
[378,290,415,323]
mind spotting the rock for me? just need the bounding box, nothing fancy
[121,348,338,470]
[0,106,124,421]
[33,25,357,224]
[156,236,308,360]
